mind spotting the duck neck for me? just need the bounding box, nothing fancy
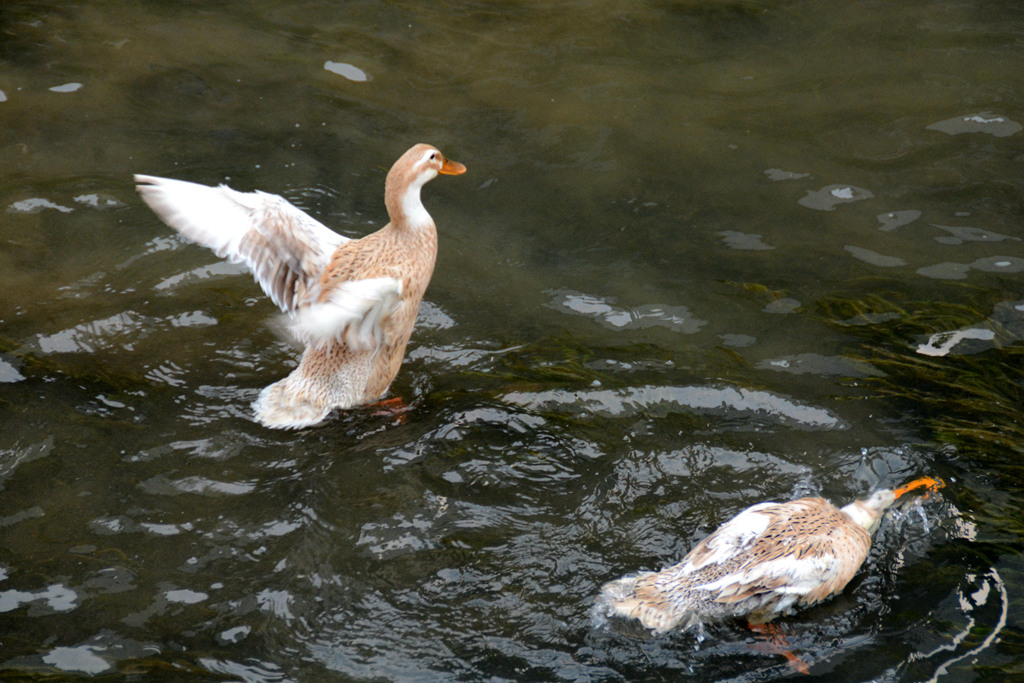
[841,501,881,534]
[385,175,433,232]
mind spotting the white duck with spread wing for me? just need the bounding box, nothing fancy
[136,143,466,429]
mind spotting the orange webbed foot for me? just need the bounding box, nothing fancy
[369,396,413,423]
[747,622,810,675]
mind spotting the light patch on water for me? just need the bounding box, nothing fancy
[797,184,874,211]
[49,82,83,93]
[933,224,1018,245]
[165,588,208,604]
[154,261,249,292]
[74,193,125,209]
[719,333,756,348]
[764,168,810,181]
[416,300,456,330]
[0,583,77,613]
[35,312,149,354]
[80,567,136,595]
[169,310,218,328]
[917,256,1024,281]
[261,519,302,537]
[970,256,1024,274]
[877,210,921,231]
[357,512,438,558]
[256,589,294,620]
[838,311,902,326]
[548,289,706,334]
[145,362,188,388]
[844,245,906,268]
[110,235,183,276]
[90,515,195,537]
[916,262,971,280]
[762,297,801,314]
[219,625,251,644]
[42,646,110,674]
[719,230,774,251]
[199,656,290,681]
[0,357,24,383]
[138,474,257,497]
[7,197,74,213]
[927,113,1022,137]
[1,438,54,487]
[502,384,843,429]
[757,353,883,377]
[90,516,124,534]
[54,271,111,300]
[916,328,995,357]
[17,633,161,676]
[324,60,369,81]
[407,342,504,368]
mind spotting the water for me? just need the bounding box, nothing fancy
[2,1,1023,680]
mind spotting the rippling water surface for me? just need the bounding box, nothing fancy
[2,2,1023,680]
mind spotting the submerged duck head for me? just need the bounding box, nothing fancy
[841,476,945,534]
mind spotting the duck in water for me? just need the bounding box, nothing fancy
[598,477,945,670]
[135,144,465,429]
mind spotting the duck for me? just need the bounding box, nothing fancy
[598,476,944,636]
[135,143,466,429]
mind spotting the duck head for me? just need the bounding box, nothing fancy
[385,143,466,229]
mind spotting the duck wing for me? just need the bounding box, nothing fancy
[135,175,347,314]
[290,277,403,352]
[690,498,870,609]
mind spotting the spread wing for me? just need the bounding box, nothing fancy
[135,174,347,314]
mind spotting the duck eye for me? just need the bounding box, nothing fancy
[429,153,437,160]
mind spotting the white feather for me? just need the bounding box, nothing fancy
[696,554,836,598]
[682,504,774,571]
[290,277,403,352]
[400,176,435,230]
[134,174,347,313]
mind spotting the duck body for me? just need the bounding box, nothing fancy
[135,143,465,429]
[599,478,943,635]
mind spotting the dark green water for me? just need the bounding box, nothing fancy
[2,1,1023,680]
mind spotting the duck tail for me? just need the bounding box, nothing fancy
[252,379,331,430]
[597,572,689,635]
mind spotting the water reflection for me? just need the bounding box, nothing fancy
[926,113,1023,138]
[2,0,1023,680]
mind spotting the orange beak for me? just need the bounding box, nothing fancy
[893,476,945,500]
[440,157,467,175]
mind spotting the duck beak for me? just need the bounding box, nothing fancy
[893,476,945,500]
[439,158,467,175]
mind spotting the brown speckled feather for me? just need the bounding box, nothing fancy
[599,489,897,633]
